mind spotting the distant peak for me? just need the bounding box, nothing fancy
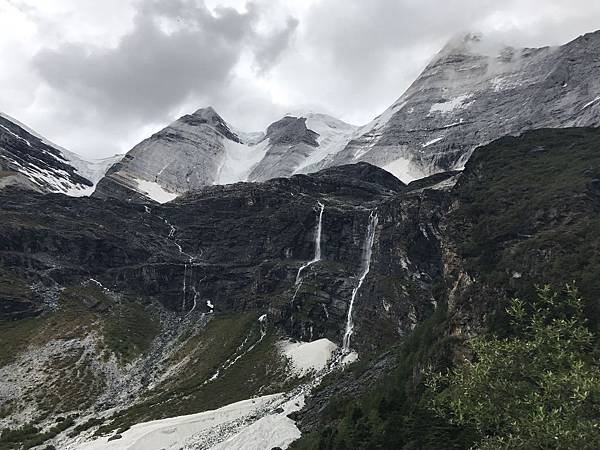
[180,106,240,142]
[191,106,221,120]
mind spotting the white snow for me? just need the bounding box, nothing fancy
[382,157,426,183]
[0,124,31,146]
[73,394,288,450]
[429,94,473,114]
[340,351,359,365]
[292,113,357,173]
[135,179,178,203]
[279,339,338,377]
[216,138,269,185]
[210,393,304,450]
[582,96,600,110]
[422,137,444,148]
[7,159,93,196]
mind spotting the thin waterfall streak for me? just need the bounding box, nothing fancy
[290,283,302,304]
[186,277,206,317]
[295,201,325,285]
[342,211,378,352]
[182,264,189,312]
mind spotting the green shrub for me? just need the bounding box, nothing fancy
[428,285,600,449]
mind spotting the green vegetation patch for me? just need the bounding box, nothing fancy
[102,299,160,362]
[96,313,293,435]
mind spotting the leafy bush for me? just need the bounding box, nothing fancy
[428,285,600,449]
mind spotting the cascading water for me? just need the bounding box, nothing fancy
[158,215,195,313]
[295,201,325,283]
[292,201,325,303]
[342,210,378,353]
[182,263,189,311]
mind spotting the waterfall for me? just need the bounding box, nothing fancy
[342,211,378,353]
[291,202,325,304]
[181,263,189,311]
[294,201,325,283]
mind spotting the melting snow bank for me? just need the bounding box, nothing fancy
[211,393,304,450]
[279,338,338,376]
[72,392,304,450]
[135,179,178,203]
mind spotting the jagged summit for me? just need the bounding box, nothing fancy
[93,108,359,202]
[91,29,600,203]
[326,28,600,179]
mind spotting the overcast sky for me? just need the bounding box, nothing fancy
[1,0,600,158]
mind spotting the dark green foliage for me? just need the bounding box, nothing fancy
[102,299,160,362]
[0,416,74,449]
[428,285,600,449]
[449,128,600,332]
[292,305,479,450]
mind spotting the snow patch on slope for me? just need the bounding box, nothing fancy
[279,338,338,377]
[216,138,269,185]
[0,112,121,192]
[72,392,304,450]
[582,96,600,110]
[383,157,426,183]
[293,113,357,173]
[135,179,178,203]
[7,159,93,196]
[422,136,444,148]
[429,94,473,114]
[210,393,304,450]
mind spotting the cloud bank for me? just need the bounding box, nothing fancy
[1,0,599,158]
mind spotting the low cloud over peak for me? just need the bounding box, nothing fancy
[1,0,599,158]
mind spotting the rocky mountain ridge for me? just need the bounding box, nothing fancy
[0,113,121,196]
[90,30,600,204]
[92,107,358,203]
[4,31,600,205]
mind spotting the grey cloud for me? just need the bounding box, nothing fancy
[25,0,300,157]
[280,0,600,124]
[5,0,600,159]
[32,0,254,122]
[253,17,299,74]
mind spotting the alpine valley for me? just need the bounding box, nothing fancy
[1,30,600,450]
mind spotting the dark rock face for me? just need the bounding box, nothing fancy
[8,126,599,343]
[2,127,599,446]
[264,117,319,147]
[2,163,420,348]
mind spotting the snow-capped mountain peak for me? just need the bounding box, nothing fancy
[0,113,121,196]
